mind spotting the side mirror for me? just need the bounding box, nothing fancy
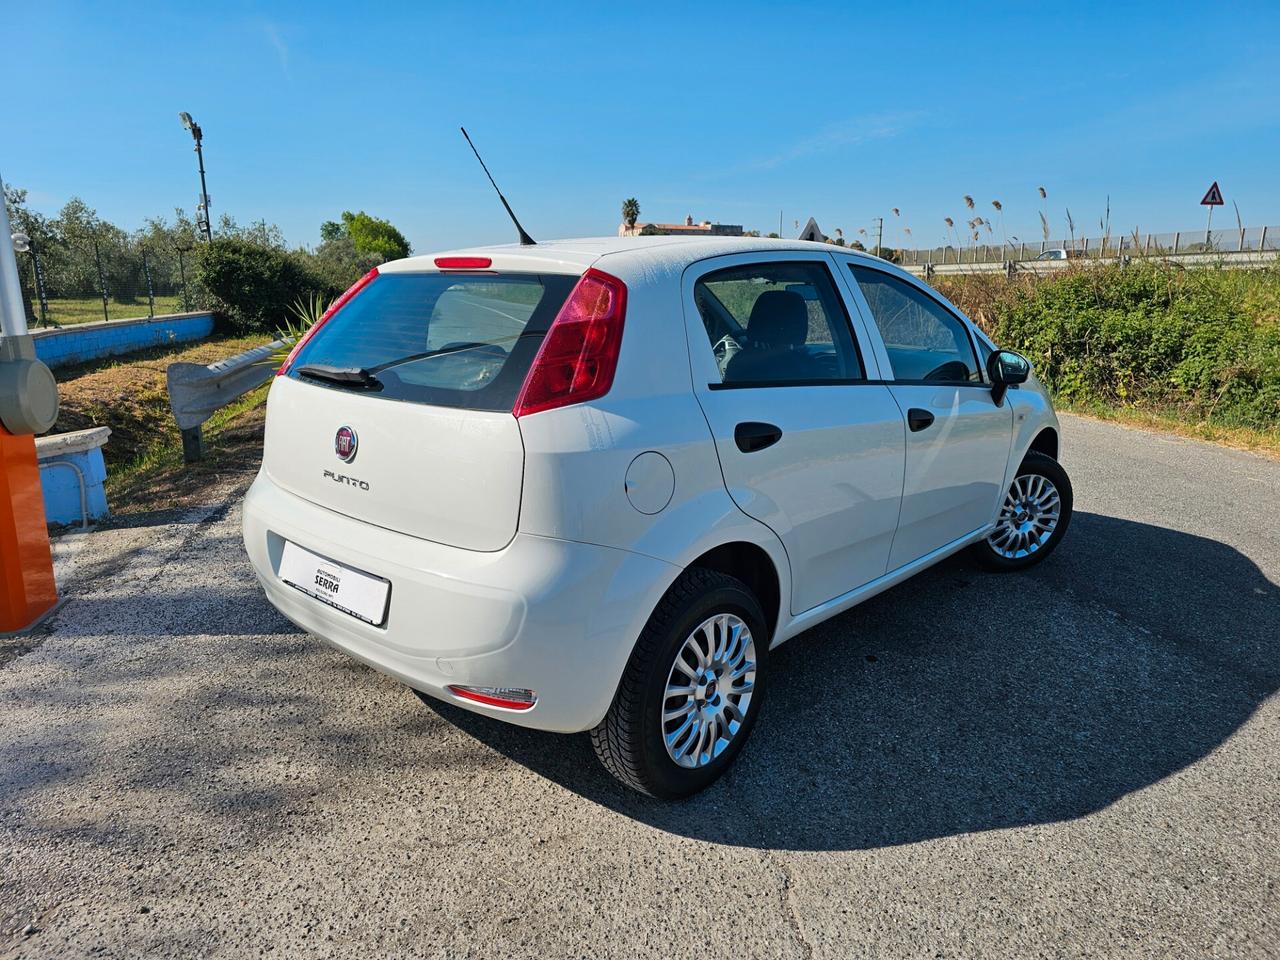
[986,350,1030,406]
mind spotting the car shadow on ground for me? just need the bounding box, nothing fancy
[423,512,1280,851]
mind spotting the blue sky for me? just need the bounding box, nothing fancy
[5,1,1279,253]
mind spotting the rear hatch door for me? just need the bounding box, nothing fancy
[263,269,578,552]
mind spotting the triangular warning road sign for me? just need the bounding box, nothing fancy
[1200,181,1224,206]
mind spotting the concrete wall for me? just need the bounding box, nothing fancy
[31,312,215,369]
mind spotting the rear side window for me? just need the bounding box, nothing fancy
[693,261,863,385]
[848,266,981,383]
[289,273,577,410]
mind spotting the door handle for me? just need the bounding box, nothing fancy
[907,408,935,432]
[735,421,783,453]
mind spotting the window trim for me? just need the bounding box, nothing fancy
[844,262,988,386]
[708,377,887,391]
[692,258,870,388]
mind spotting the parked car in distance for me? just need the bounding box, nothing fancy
[1032,248,1082,261]
[242,237,1073,798]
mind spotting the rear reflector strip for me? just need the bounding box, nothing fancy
[447,685,538,711]
[434,256,493,269]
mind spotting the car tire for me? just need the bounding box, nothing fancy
[590,568,767,799]
[975,451,1073,570]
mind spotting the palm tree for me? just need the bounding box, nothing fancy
[621,198,640,232]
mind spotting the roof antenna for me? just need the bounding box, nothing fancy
[460,126,536,246]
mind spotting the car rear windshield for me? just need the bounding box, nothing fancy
[288,272,578,410]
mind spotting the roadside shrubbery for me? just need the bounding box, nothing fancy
[196,237,341,335]
[936,261,1280,430]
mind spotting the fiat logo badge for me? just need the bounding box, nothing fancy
[334,426,358,463]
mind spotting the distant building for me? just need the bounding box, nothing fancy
[619,214,744,238]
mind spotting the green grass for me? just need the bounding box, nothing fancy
[33,294,188,327]
[104,383,268,502]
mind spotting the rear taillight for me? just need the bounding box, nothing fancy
[276,267,379,377]
[512,267,627,418]
[447,685,538,711]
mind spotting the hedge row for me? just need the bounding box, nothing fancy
[936,261,1280,429]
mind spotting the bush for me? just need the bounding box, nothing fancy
[936,260,1280,429]
[196,237,338,334]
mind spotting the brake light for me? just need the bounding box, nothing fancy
[513,268,627,417]
[276,267,379,377]
[447,685,538,711]
[434,256,492,269]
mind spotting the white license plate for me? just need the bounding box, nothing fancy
[278,541,390,626]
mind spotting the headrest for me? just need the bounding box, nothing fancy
[747,290,808,348]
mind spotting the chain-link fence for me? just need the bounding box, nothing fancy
[899,225,1280,266]
[17,233,207,328]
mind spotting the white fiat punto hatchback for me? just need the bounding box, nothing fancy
[243,237,1072,797]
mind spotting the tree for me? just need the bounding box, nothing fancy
[339,210,410,260]
[621,197,640,230]
[319,220,344,243]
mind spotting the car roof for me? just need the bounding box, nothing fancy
[378,235,903,276]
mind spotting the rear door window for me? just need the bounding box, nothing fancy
[693,261,864,385]
[289,273,577,410]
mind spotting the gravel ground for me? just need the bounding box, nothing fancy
[1,414,1277,958]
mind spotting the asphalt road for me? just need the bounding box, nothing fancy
[2,415,1277,958]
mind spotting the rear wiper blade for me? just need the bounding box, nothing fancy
[294,364,383,390]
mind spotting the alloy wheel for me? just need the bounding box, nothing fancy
[661,613,757,769]
[988,472,1062,560]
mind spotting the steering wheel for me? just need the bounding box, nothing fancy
[922,359,972,382]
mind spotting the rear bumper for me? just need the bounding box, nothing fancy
[241,472,680,733]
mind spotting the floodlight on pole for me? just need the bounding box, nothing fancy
[178,111,213,242]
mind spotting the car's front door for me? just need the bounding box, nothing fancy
[841,263,1013,570]
[684,254,906,615]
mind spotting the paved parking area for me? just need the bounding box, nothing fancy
[1,415,1277,958]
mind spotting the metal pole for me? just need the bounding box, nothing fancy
[0,179,28,340]
[142,247,155,317]
[1205,205,1213,248]
[195,132,212,243]
[1261,226,1268,252]
[93,236,109,322]
[28,241,48,326]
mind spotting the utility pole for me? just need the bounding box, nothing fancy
[871,217,884,258]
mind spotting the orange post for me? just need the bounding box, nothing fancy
[0,423,57,632]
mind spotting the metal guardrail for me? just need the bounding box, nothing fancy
[166,338,289,462]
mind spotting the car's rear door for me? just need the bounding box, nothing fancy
[684,253,905,615]
[837,260,1013,570]
[265,267,579,552]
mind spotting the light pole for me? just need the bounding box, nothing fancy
[178,112,212,242]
